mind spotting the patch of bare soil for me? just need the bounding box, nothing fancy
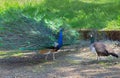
[0,41,120,78]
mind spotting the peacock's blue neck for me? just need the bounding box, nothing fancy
[58,28,63,47]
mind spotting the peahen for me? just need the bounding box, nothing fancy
[90,34,119,60]
[39,28,63,60]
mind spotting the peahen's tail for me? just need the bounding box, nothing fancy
[109,53,119,58]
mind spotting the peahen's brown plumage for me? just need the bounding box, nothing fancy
[90,34,119,60]
[93,42,119,60]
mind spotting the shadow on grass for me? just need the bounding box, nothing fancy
[0,51,49,68]
[80,58,120,66]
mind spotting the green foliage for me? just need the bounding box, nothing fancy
[0,0,120,30]
[0,0,119,50]
[0,0,119,51]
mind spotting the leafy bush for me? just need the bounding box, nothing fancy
[1,0,120,30]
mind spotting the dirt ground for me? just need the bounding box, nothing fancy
[0,41,120,78]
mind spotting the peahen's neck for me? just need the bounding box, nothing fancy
[90,35,95,44]
[90,35,96,53]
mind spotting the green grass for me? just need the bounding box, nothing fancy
[0,0,120,30]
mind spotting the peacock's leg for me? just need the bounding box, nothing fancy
[53,53,56,60]
[45,54,48,60]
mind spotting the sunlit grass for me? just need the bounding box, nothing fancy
[0,0,120,30]
[79,0,120,4]
[0,0,44,13]
[104,20,120,30]
[0,51,24,59]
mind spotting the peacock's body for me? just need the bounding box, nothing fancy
[39,28,63,60]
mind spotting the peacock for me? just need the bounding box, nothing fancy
[39,28,63,60]
[90,34,119,60]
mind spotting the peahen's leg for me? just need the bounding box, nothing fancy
[96,53,100,61]
[97,55,98,60]
[97,55,101,61]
